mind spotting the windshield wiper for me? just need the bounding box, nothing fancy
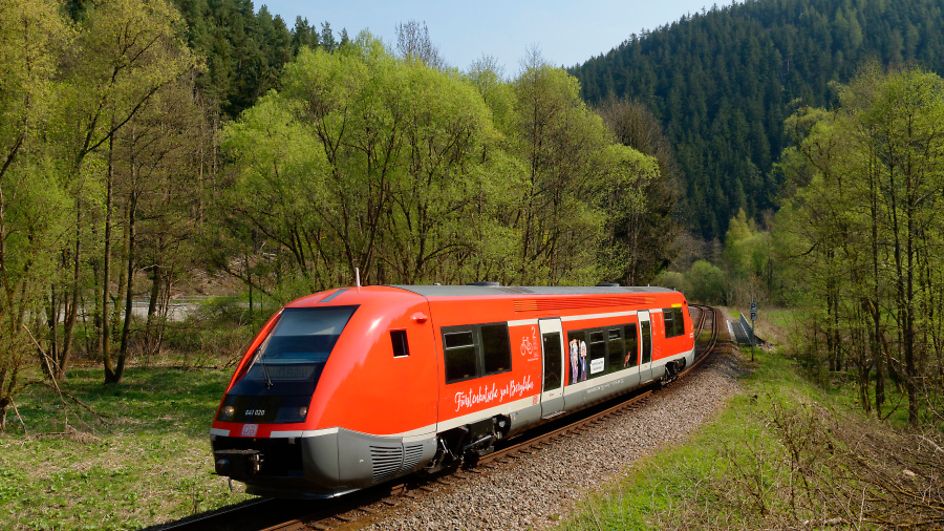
[253,347,274,389]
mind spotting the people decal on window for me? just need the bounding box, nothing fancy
[579,339,588,382]
[569,338,579,384]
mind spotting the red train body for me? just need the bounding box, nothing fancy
[210,285,694,498]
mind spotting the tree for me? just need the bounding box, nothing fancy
[597,98,679,283]
[0,0,70,429]
[48,0,197,384]
[217,36,667,301]
[291,16,319,54]
[572,0,944,240]
[395,20,445,69]
[687,260,726,304]
[774,67,944,424]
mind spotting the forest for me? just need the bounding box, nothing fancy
[0,0,674,427]
[572,0,944,427]
[573,0,944,240]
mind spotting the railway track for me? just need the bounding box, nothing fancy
[156,306,725,531]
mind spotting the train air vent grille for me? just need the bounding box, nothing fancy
[402,444,424,470]
[369,445,403,481]
[514,296,650,313]
[498,287,533,294]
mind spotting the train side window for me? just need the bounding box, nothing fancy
[444,330,477,383]
[623,324,638,367]
[606,328,623,373]
[481,324,511,375]
[588,330,606,376]
[663,309,675,338]
[567,330,588,384]
[391,330,409,358]
[663,308,685,338]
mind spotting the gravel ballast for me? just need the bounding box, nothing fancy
[365,351,743,530]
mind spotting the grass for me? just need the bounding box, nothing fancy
[730,306,915,428]
[560,306,939,529]
[0,366,251,530]
[559,348,825,529]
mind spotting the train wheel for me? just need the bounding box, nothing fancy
[659,362,678,387]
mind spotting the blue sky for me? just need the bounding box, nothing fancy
[260,1,730,73]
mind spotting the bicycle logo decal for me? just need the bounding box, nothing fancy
[519,326,540,362]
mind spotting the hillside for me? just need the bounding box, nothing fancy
[572,0,944,238]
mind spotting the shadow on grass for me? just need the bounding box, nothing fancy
[12,366,232,437]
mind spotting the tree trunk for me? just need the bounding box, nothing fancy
[868,147,884,416]
[102,130,116,383]
[60,205,81,381]
[114,191,137,384]
[143,264,161,362]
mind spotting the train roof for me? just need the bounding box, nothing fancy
[391,285,677,297]
[287,284,681,308]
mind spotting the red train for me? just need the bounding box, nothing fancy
[210,285,694,498]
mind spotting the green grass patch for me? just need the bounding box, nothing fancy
[0,366,250,530]
[559,349,855,529]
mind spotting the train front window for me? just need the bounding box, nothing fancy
[247,306,356,382]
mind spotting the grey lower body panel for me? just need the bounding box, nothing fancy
[563,372,639,411]
[213,428,436,498]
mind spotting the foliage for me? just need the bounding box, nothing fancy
[595,99,677,284]
[0,366,247,529]
[687,260,727,304]
[215,39,667,300]
[0,0,72,429]
[572,0,944,240]
[772,66,944,425]
[561,348,944,529]
[723,209,773,304]
[170,0,335,117]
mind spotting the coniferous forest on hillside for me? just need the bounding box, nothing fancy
[573,0,944,239]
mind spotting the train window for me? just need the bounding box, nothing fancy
[606,328,624,373]
[568,331,588,383]
[623,324,638,367]
[481,324,511,375]
[391,330,409,358]
[442,323,512,383]
[542,332,562,391]
[256,307,356,363]
[641,320,652,364]
[244,306,357,386]
[663,308,685,338]
[589,331,606,376]
[565,322,645,379]
[444,330,477,383]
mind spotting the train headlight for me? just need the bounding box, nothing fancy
[220,405,236,420]
[298,406,308,419]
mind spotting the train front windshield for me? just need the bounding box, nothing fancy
[248,306,356,380]
[220,306,357,423]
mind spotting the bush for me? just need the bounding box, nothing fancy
[688,259,727,303]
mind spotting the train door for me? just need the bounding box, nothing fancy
[538,318,565,419]
[639,311,653,383]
